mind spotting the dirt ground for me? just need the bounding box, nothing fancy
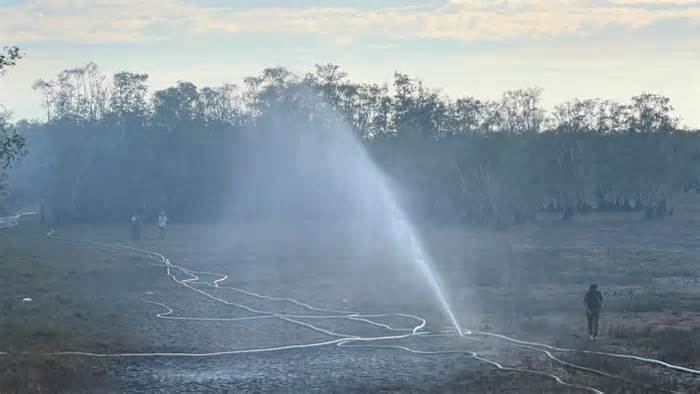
[1,199,700,393]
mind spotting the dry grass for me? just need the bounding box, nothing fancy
[605,319,700,367]
[0,216,162,392]
[3,202,700,392]
[420,201,700,391]
[0,356,114,393]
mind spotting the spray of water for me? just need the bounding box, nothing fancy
[332,125,463,336]
[407,232,464,336]
[238,101,463,336]
[378,186,464,336]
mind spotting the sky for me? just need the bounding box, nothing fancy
[0,0,698,127]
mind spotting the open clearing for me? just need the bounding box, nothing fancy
[1,206,700,393]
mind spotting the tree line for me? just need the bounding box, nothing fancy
[5,61,700,225]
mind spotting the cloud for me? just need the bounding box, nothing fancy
[608,0,700,4]
[1,0,699,44]
[428,0,700,40]
[1,0,201,43]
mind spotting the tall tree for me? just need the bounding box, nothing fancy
[110,71,150,118]
[198,84,241,126]
[500,88,545,134]
[152,81,201,127]
[0,46,27,198]
[552,98,601,133]
[32,79,56,121]
[33,63,109,122]
[629,93,678,133]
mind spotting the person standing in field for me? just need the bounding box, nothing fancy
[157,211,168,239]
[130,212,142,240]
[584,283,603,340]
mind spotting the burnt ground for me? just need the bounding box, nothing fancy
[2,197,700,393]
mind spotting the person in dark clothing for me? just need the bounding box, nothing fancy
[584,283,603,340]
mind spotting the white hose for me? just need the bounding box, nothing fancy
[4,214,695,392]
[471,330,700,376]
[38,231,605,392]
[0,211,37,229]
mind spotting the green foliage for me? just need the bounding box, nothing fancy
[0,46,21,74]
[0,116,26,171]
[0,45,26,197]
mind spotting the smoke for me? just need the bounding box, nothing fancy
[224,94,463,331]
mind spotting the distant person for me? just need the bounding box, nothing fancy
[157,211,168,239]
[584,283,603,340]
[130,213,142,240]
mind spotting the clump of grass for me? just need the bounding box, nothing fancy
[656,328,700,367]
[606,323,699,365]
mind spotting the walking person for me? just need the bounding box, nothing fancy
[157,211,168,239]
[130,212,142,240]
[584,283,603,340]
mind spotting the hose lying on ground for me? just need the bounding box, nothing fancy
[3,213,698,392]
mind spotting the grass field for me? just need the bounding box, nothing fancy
[0,215,181,392]
[1,201,700,392]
